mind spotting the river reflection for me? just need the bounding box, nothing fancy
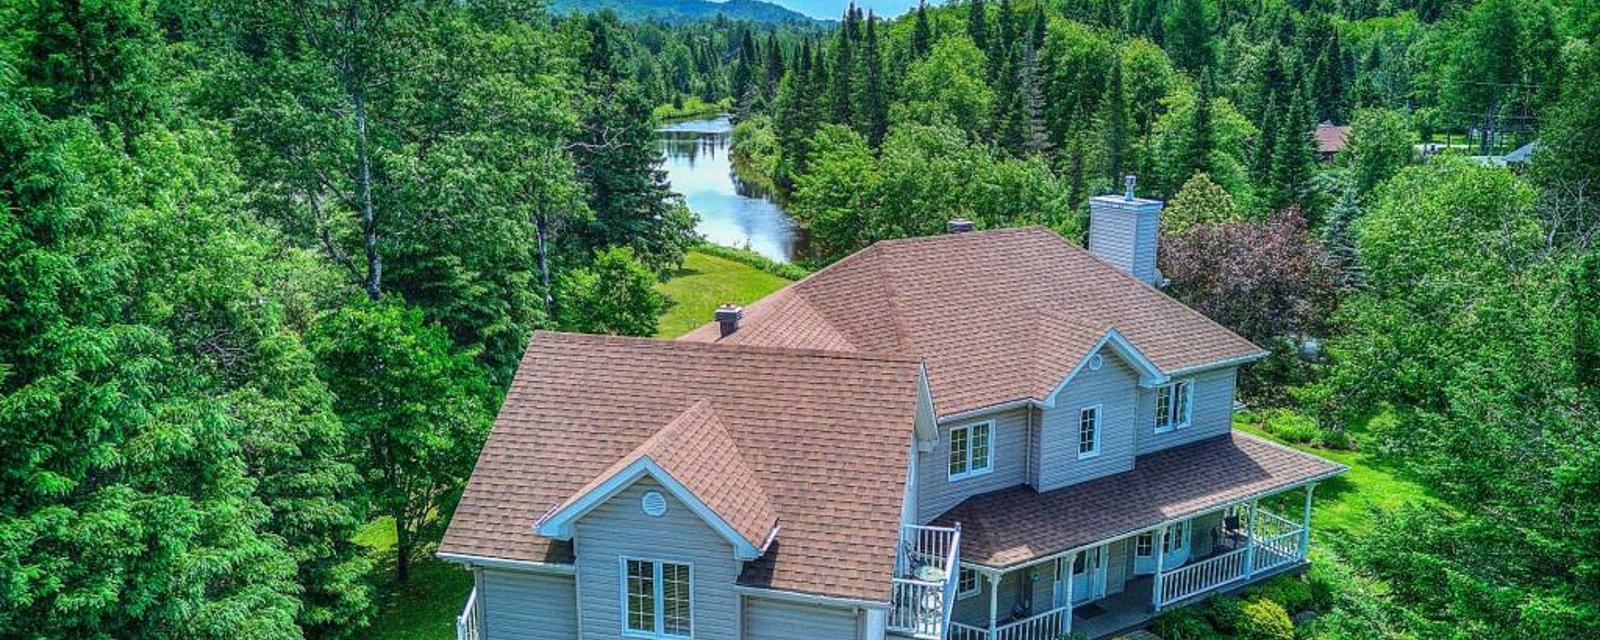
[658,116,805,263]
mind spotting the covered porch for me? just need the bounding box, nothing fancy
[930,433,1345,640]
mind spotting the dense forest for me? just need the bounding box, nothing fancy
[726,1,1600,639]
[1,0,1598,639]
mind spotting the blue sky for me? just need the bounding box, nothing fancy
[769,0,925,19]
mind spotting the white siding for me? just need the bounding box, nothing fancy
[1134,367,1239,454]
[1037,350,1139,491]
[480,567,578,640]
[918,407,1031,522]
[742,597,860,640]
[574,477,741,640]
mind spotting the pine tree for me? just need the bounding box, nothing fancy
[764,33,785,97]
[859,12,888,146]
[969,0,989,54]
[990,0,1015,81]
[830,7,856,126]
[1173,73,1216,188]
[1103,49,1130,182]
[913,0,933,59]
[1268,84,1318,215]
[1030,3,1047,53]
[1018,42,1051,157]
[732,29,758,117]
[1163,0,1217,74]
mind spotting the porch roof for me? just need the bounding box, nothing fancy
[931,432,1346,569]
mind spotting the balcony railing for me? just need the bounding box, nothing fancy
[888,524,962,639]
[455,587,482,640]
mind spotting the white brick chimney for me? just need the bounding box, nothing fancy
[1088,175,1164,285]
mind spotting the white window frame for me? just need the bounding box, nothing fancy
[621,557,694,639]
[1077,405,1102,459]
[1154,379,1194,433]
[1134,532,1154,558]
[956,567,981,599]
[947,420,995,481]
[1162,521,1192,554]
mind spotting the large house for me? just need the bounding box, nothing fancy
[438,187,1346,640]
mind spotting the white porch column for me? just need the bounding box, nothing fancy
[1301,483,1317,559]
[1243,500,1259,579]
[1151,525,1168,611]
[987,571,1002,632]
[1063,553,1077,635]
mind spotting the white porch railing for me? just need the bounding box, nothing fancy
[994,606,1070,640]
[942,606,1070,640]
[1251,529,1302,574]
[888,524,962,639]
[455,587,482,640]
[1158,507,1307,607]
[1160,547,1248,605]
[947,621,991,640]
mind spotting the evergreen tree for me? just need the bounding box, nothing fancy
[1030,3,1048,53]
[1103,49,1131,182]
[968,0,989,54]
[1267,84,1318,214]
[912,1,933,59]
[1174,73,1217,185]
[732,29,758,117]
[1163,0,1217,74]
[830,6,857,126]
[859,12,889,146]
[990,0,1016,82]
[764,33,785,97]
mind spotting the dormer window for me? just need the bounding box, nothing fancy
[1155,380,1194,433]
[1077,406,1101,459]
[948,421,994,480]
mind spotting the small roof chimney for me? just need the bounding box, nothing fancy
[947,219,975,234]
[714,303,744,338]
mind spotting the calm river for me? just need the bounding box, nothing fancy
[657,116,804,263]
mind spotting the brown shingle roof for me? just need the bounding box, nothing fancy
[541,399,779,552]
[440,332,924,601]
[682,228,1265,415]
[1316,124,1351,154]
[932,432,1347,568]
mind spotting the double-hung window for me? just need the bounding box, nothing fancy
[1154,379,1194,433]
[957,567,981,599]
[948,421,994,480]
[624,558,692,638]
[1077,405,1101,459]
[1162,521,1191,554]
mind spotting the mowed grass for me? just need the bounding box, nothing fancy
[1235,411,1439,541]
[656,251,792,338]
[355,518,471,640]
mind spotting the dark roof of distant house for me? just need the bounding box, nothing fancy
[1315,123,1351,154]
[933,432,1347,568]
[439,332,925,601]
[681,227,1266,416]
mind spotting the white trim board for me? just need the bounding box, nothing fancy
[1043,328,1167,408]
[534,457,766,561]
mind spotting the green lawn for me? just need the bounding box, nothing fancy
[656,251,792,338]
[355,518,471,640]
[1235,411,1438,541]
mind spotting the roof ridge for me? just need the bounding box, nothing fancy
[868,246,914,354]
[531,330,920,364]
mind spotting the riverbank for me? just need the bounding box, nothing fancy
[656,250,792,338]
[653,96,732,122]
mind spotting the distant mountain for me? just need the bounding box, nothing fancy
[549,0,823,24]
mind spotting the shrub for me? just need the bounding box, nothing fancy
[1246,575,1316,613]
[1206,595,1245,632]
[1153,607,1222,640]
[692,242,810,281]
[1238,598,1295,640]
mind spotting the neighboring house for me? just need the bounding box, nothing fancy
[1314,122,1350,163]
[439,189,1347,640]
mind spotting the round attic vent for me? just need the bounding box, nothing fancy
[641,491,668,517]
[1087,354,1104,371]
